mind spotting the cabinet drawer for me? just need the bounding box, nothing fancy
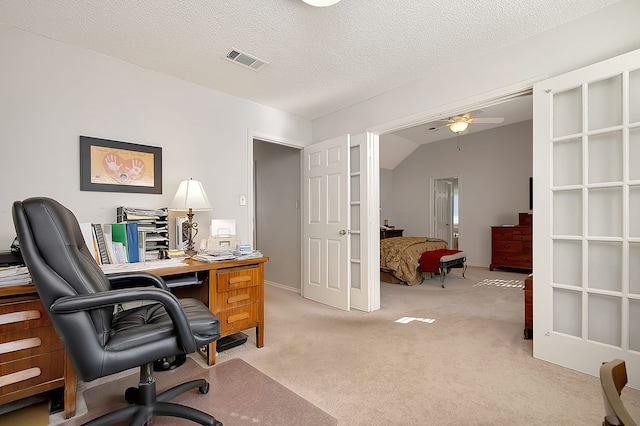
[215,287,260,312]
[493,241,523,253]
[512,229,532,241]
[492,228,513,240]
[216,266,261,292]
[0,349,65,396]
[0,326,62,364]
[492,254,532,267]
[0,299,51,334]
[217,304,260,334]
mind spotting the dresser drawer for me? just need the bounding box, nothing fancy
[216,266,261,292]
[0,349,65,396]
[0,298,51,334]
[0,326,63,364]
[492,241,523,253]
[492,228,513,240]
[512,228,532,241]
[214,286,260,312]
[217,304,260,334]
[492,254,532,268]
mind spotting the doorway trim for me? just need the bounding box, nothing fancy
[364,77,541,306]
[247,130,306,287]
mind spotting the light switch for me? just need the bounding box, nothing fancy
[239,194,247,206]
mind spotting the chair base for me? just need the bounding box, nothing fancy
[83,362,222,426]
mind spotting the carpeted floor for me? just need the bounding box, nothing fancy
[56,357,336,426]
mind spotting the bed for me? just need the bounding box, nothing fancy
[380,236,448,285]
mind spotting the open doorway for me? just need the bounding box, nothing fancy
[433,176,458,250]
[252,138,302,291]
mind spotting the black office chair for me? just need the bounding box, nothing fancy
[12,197,223,426]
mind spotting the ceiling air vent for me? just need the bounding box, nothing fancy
[225,49,268,71]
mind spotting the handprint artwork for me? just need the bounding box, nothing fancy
[101,152,146,183]
[90,145,154,187]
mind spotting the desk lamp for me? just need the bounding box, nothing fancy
[169,178,212,256]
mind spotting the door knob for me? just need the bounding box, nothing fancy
[339,229,347,235]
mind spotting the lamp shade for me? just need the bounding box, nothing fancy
[302,0,341,6]
[169,178,212,211]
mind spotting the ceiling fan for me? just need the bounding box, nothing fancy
[432,111,505,133]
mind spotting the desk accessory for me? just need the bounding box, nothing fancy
[169,178,212,256]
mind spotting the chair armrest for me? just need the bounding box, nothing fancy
[106,271,169,290]
[50,288,196,352]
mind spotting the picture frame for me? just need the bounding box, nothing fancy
[80,136,163,194]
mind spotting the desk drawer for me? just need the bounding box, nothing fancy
[217,304,260,334]
[0,299,51,334]
[215,287,260,312]
[216,266,261,292]
[0,349,65,396]
[0,326,62,364]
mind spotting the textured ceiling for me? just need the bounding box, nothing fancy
[0,0,620,120]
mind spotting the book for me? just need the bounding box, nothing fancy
[79,222,100,264]
[92,224,111,265]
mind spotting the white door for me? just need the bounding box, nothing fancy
[533,48,640,388]
[434,179,453,247]
[302,135,350,310]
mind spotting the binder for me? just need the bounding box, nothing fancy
[126,222,139,263]
[111,223,129,263]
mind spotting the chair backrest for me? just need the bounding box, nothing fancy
[12,197,116,379]
[600,359,637,426]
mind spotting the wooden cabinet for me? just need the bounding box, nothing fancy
[380,228,404,239]
[159,258,267,366]
[490,213,532,271]
[0,292,77,418]
[212,264,263,338]
[524,274,533,339]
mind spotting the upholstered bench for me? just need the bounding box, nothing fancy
[419,249,467,288]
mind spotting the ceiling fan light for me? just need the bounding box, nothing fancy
[449,121,469,133]
[302,0,341,6]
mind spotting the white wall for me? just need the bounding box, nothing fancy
[0,25,311,249]
[383,120,533,267]
[379,168,394,226]
[313,0,640,142]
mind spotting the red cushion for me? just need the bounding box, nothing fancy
[419,249,461,273]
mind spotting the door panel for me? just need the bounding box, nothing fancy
[302,135,350,310]
[533,48,640,388]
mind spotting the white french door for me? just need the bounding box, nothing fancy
[302,135,350,310]
[533,48,640,388]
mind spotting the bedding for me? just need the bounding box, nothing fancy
[380,236,448,285]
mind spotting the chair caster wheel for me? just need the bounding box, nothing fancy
[125,387,138,404]
[199,382,210,394]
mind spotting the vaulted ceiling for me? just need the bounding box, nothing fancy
[0,0,619,121]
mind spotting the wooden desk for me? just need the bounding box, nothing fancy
[149,257,269,366]
[0,256,268,418]
[0,286,77,419]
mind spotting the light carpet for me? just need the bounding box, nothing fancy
[59,357,337,426]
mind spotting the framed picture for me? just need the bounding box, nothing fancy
[80,136,162,194]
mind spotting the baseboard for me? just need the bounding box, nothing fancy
[265,280,300,293]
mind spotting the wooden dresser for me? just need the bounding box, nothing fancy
[524,274,533,339]
[490,213,532,272]
[0,286,76,418]
[380,228,404,239]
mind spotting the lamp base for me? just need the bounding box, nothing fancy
[185,248,198,257]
